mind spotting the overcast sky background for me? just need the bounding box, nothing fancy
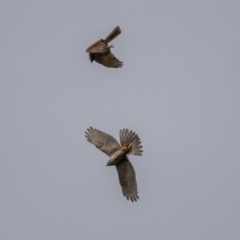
[1,0,240,239]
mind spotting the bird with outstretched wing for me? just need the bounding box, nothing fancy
[85,127,143,202]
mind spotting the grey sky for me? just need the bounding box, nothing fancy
[1,0,240,239]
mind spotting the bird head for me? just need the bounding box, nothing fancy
[89,53,95,63]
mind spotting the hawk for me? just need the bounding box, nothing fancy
[86,26,123,68]
[85,127,143,202]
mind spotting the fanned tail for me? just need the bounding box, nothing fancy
[119,129,143,156]
[104,26,121,44]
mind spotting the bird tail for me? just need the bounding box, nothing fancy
[104,26,121,44]
[119,129,143,156]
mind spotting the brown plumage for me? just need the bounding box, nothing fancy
[86,26,123,68]
[85,127,143,202]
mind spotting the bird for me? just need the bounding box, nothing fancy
[85,127,143,202]
[86,26,123,68]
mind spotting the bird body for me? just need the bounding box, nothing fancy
[106,144,132,166]
[85,127,143,202]
[86,26,123,68]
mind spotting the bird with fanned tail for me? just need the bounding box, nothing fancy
[85,127,143,202]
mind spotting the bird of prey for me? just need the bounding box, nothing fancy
[85,127,143,202]
[86,26,123,68]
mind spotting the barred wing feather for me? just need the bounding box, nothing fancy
[94,52,123,68]
[116,157,139,202]
[85,127,121,156]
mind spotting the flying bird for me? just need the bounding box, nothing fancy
[85,127,143,202]
[86,26,123,68]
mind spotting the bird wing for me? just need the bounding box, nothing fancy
[85,127,121,156]
[119,129,143,156]
[104,26,121,44]
[94,52,123,68]
[86,39,109,53]
[116,157,139,202]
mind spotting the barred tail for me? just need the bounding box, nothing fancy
[119,129,143,156]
